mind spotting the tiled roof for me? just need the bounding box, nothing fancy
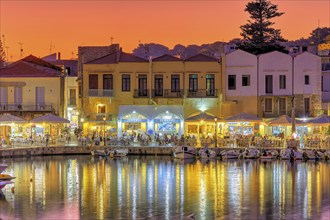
[23,55,62,71]
[119,52,148,62]
[0,59,62,78]
[152,54,183,62]
[87,50,148,64]
[86,52,117,64]
[185,53,218,62]
[49,60,78,77]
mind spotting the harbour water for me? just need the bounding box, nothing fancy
[0,156,329,219]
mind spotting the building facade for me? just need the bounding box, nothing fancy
[79,47,221,139]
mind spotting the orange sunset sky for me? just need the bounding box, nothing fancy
[0,0,329,61]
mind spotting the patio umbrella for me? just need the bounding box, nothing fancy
[0,113,26,124]
[225,112,262,123]
[306,115,330,126]
[268,115,302,126]
[185,112,219,122]
[31,114,70,123]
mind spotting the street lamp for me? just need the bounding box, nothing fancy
[214,118,218,148]
[103,117,106,146]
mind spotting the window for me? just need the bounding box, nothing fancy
[154,75,163,96]
[228,75,236,90]
[14,87,23,105]
[103,74,113,90]
[189,74,198,92]
[305,75,310,85]
[138,74,148,96]
[279,75,286,89]
[89,74,98,90]
[97,105,106,114]
[264,98,273,113]
[242,75,250,86]
[265,75,273,94]
[171,74,180,92]
[122,74,130,92]
[65,67,71,75]
[206,74,215,96]
[322,76,323,91]
[304,98,310,115]
[278,98,286,115]
[69,89,76,105]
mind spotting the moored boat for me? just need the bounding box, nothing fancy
[110,149,128,158]
[221,150,241,159]
[173,146,197,159]
[0,181,14,190]
[198,148,216,159]
[0,174,16,181]
[91,149,110,157]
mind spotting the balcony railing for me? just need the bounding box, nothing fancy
[88,89,114,97]
[0,103,54,112]
[262,110,311,118]
[133,89,149,98]
[186,89,218,98]
[152,89,184,98]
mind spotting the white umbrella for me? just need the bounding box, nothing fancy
[0,113,26,124]
[31,114,69,123]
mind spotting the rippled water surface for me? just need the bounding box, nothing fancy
[0,156,329,219]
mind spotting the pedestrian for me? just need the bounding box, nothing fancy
[45,133,50,147]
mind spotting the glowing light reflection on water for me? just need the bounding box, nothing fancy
[0,156,329,219]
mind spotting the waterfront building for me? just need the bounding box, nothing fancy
[0,55,64,137]
[78,45,221,140]
[43,53,79,131]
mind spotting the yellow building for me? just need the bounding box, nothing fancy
[0,55,64,138]
[79,47,222,138]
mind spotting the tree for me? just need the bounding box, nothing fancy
[0,40,6,67]
[309,27,330,45]
[239,0,286,54]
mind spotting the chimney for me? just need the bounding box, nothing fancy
[57,52,61,60]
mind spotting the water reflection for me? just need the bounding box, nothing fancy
[0,156,329,219]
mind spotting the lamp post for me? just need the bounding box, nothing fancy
[103,117,106,146]
[214,118,218,148]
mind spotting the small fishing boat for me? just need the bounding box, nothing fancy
[173,146,197,159]
[0,164,8,174]
[110,149,128,158]
[91,149,110,157]
[221,150,241,159]
[0,181,14,190]
[0,174,16,181]
[198,148,216,159]
[240,149,259,159]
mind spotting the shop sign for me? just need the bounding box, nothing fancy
[154,119,181,123]
[122,119,147,123]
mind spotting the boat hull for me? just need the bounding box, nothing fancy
[174,151,196,159]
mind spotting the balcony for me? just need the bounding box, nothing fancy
[186,89,218,98]
[262,110,311,118]
[152,89,184,98]
[133,89,149,98]
[0,103,54,113]
[88,89,114,97]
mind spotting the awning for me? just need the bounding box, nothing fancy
[185,112,219,122]
[0,113,26,124]
[225,112,262,123]
[305,115,330,126]
[31,113,70,123]
[268,115,303,126]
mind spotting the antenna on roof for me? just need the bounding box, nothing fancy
[71,52,74,59]
[110,37,114,45]
[49,41,55,54]
[18,42,24,58]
